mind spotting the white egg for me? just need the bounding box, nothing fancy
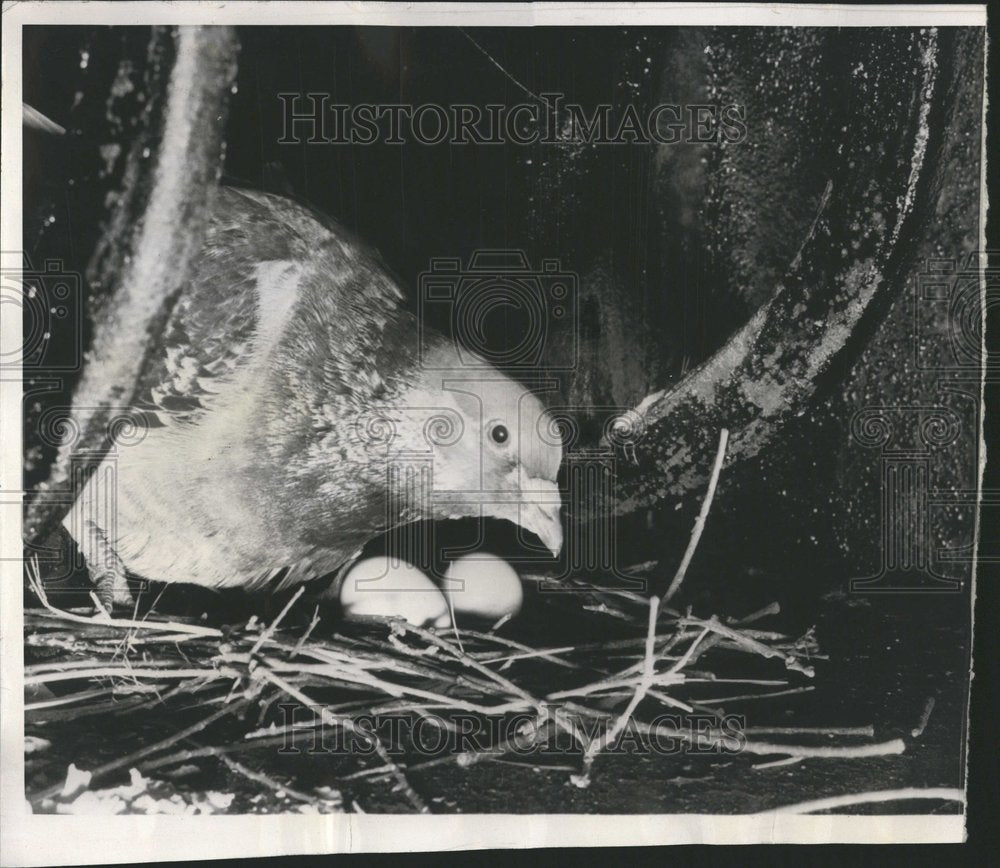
[339,556,449,628]
[442,553,523,622]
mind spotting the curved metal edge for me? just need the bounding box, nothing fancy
[25,26,240,545]
[608,29,966,517]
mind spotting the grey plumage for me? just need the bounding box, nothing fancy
[65,188,563,602]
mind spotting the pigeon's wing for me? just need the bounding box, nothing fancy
[132,186,408,429]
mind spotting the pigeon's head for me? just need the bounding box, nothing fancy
[396,350,564,557]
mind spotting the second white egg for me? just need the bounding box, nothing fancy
[442,553,524,622]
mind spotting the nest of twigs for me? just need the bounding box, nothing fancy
[24,560,914,815]
[24,432,931,815]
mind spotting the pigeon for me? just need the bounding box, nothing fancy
[64,186,564,609]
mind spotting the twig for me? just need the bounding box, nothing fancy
[88,592,113,622]
[662,429,729,606]
[666,626,712,675]
[744,725,875,738]
[758,787,964,815]
[741,737,906,760]
[753,756,804,770]
[31,698,250,804]
[26,546,910,811]
[24,687,113,712]
[382,621,588,751]
[462,630,578,669]
[259,668,429,814]
[489,613,513,633]
[572,597,660,788]
[290,606,321,661]
[911,696,936,738]
[479,646,579,669]
[388,619,538,709]
[217,753,322,806]
[22,102,66,135]
[140,744,238,771]
[137,731,320,772]
[339,763,404,782]
[25,666,222,686]
[249,586,305,658]
[256,655,529,716]
[733,602,782,624]
[628,718,740,753]
[24,694,157,721]
[406,718,558,775]
[685,616,815,677]
[25,571,222,638]
[698,686,815,704]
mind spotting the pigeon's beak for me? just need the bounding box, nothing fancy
[517,477,564,558]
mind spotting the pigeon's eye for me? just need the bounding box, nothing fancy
[489,423,510,446]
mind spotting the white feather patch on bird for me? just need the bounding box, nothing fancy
[253,261,304,352]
